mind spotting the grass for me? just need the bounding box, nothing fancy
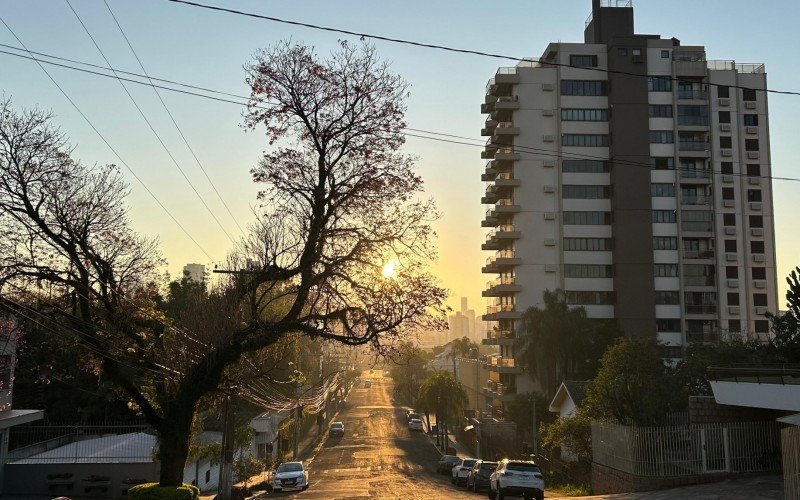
[547,483,591,496]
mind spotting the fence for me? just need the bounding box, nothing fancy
[6,424,153,463]
[592,420,781,477]
[783,426,800,499]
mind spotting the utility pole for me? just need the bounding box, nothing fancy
[293,347,300,460]
[218,394,235,500]
[531,395,538,459]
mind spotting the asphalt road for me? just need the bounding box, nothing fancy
[277,369,477,499]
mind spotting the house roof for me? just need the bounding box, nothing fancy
[548,381,590,413]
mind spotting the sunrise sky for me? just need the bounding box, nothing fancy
[2,0,798,312]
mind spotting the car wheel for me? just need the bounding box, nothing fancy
[302,485,308,491]
[273,488,282,493]
[451,475,455,484]
[497,486,506,500]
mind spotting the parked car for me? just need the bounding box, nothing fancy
[407,412,421,423]
[450,457,477,486]
[330,421,344,437]
[364,379,372,388]
[408,418,424,431]
[466,460,497,492]
[272,461,309,493]
[488,459,544,500]
[436,454,460,475]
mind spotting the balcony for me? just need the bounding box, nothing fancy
[680,168,712,181]
[683,249,715,260]
[707,61,766,74]
[687,329,719,343]
[494,147,520,161]
[677,115,710,127]
[678,141,709,152]
[494,198,521,214]
[482,330,515,346]
[685,304,718,315]
[484,356,523,374]
[483,276,522,297]
[681,194,712,206]
[684,276,716,287]
[678,89,708,100]
[493,121,520,137]
[483,304,523,322]
[482,250,521,273]
[494,171,521,188]
[483,225,521,249]
[481,119,498,136]
[681,221,713,233]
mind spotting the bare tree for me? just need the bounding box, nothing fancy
[0,39,445,488]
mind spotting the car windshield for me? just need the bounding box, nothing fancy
[507,462,541,473]
[331,423,343,429]
[277,463,303,473]
[462,459,477,467]
[442,455,459,463]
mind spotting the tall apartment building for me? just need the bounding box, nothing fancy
[182,263,206,284]
[480,0,778,413]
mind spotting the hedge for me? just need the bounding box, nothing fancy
[127,483,200,500]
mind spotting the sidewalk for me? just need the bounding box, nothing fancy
[426,414,472,458]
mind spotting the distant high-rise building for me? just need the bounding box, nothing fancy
[481,0,778,412]
[448,297,483,342]
[182,263,206,284]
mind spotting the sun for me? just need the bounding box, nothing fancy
[381,258,400,279]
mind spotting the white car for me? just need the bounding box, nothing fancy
[488,459,544,500]
[272,461,309,493]
[408,418,424,431]
[450,457,477,486]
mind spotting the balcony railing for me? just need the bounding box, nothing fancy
[682,221,713,232]
[680,169,711,179]
[496,198,516,206]
[683,249,715,259]
[486,304,516,314]
[679,141,709,151]
[677,116,709,126]
[685,304,717,314]
[673,51,705,62]
[687,330,719,343]
[486,250,516,265]
[681,195,712,205]
[684,276,715,286]
[486,330,514,340]
[487,276,515,288]
[487,380,516,395]
[707,61,766,74]
[678,89,708,100]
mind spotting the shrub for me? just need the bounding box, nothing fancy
[127,483,200,500]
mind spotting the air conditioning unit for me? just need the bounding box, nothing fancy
[751,228,764,237]
[543,212,557,220]
[544,264,557,272]
[728,306,740,315]
[745,101,757,109]
[541,109,554,116]
[753,280,766,289]
[727,279,739,288]
[748,177,761,185]
[752,254,765,263]
[749,202,762,210]
[724,200,735,208]
[726,253,737,261]
[721,149,733,157]
[543,185,556,193]
[755,306,767,315]
[543,238,556,246]
[718,98,730,107]
[747,151,760,159]
[722,175,734,183]
[542,160,556,168]
[719,123,731,132]
[745,126,758,135]
[542,83,555,91]
[724,227,736,235]
[542,135,555,142]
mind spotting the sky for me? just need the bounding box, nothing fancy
[1,0,798,313]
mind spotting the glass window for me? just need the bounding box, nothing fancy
[661,50,670,59]
[719,136,732,148]
[561,109,608,121]
[742,88,757,101]
[563,238,613,251]
[717,85,730,98]
[564,264,613,278]
[648,76,672,92]
[657,319,681,332]
[618,48,628,56]
[721,162,733,175]
[745,139,759,151]
[724,240,737,252]
[728,320,742,333]
[746,164,761,177]
[561,80,607,96]
[570,55,598,68]
[753,294,768,307]
[726,266,738,279]
[563,211,612,225]
[744,114,759,126]
[723,214,736,226]
[562,160,609,173]
[507,463,542,473]
[649,105,673,118]
[718,111,731,124]
[652,210,676,223]
[752,267,766,280]
[565,291,615,305]
[749,215,763,228]
[755,320,769,333]
[655,291,680,304]
[562,185,610,199]
[751,241,765,254]
[747,189,762,202]
[722,187,734,200]
[649,131,674,144]
[727,293,740,306]
[651,157,675,170]
[651,183,676,197]
[562,134,609,147]
[632,48,642,56]
[653,237,678,250]
[654,264,679,277]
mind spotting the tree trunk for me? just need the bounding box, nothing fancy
[156,405,195,487]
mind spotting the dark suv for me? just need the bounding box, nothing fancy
[436,454,459,474]
[466,460,497,492]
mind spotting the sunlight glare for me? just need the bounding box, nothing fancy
[381,258,400,279]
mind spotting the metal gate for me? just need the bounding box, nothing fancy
[700,427,729,473]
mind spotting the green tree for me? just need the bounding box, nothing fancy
[449,336,479,374]
[515,290,620,399]
[417,370,468,439]
[388,341,431,405]
[540,409,592,461]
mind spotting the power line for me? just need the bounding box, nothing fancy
[64,0,237,246]
[102,0,246,236]
[0,46,794,184]
[0,16,217,263]
[164,0,800,97]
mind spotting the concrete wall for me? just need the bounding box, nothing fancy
[591,462,773,494]
[4,462,158,498]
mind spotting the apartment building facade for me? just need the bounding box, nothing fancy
[480,0,778,414]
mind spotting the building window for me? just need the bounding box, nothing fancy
[648,76,672,92]
[746,164,761,177]
[747,189,762,202]
[653,236,678,250]
[751,241,765,254]
[649,131,674,144]
[563,237,613,251]
[661,50,670,59]
[565,291,615,305]
[749,215,763,228]
[753,294,768,307]
[721,162,733,175]
[728,320,742,333]
[654,264,679,277]
[564,264,614,278]
[651,157,675,170]
[723,213,736,226]
[727,293,740,306]
[722,187,734,200]
[744,114,759,126]
[652,210,676,223]
[205,470,211,484]
[755,320,769,333]
[724,240,737,252]
[655,291,680,304]
[563,211,612,225]
[562,134,609,147]
[561,80,607,96]
[570,55,598,68]
[745,139,759,151]
[752,267,766,280]
[726,266,738,279]
[678,105,709,126]
[742,88,757,101]
[718,111,731,124]
[719,136,732,149]
[632,48,642,56]
[618,48,628,56]
[648,105,673,118]
[656,319,681,332]
[562,185,611,199]
[561,108,608,121]
[717,85,730,98]
[651,183,676,197]
[562,160,609,173]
